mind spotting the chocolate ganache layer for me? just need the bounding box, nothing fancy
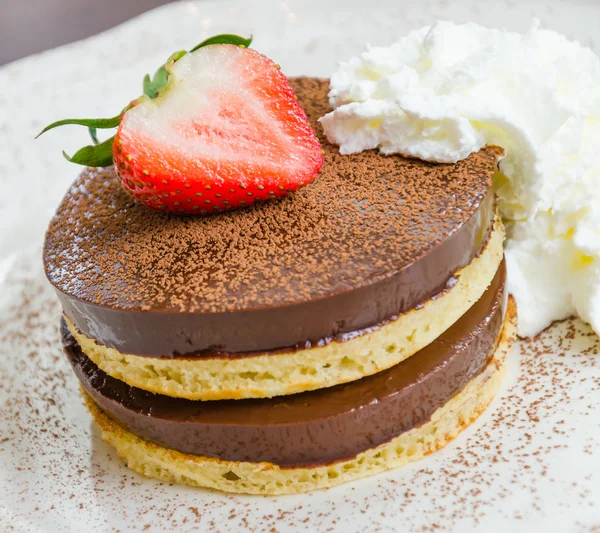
[45,78,501,357]
[65,262,506,467]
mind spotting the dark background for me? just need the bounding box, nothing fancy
[0,0,175,65]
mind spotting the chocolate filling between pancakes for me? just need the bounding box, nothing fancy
[65,262,506,467]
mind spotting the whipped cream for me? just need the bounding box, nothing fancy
[320,21,600,338]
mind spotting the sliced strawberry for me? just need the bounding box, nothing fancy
[113,45,323,214]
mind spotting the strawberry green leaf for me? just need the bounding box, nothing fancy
[35,115,121,138]
[189,34,253,53]
[62,135,115,167]
[143,66,169,99]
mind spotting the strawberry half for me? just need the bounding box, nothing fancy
[113,45,322,214]
[37,35,323,215]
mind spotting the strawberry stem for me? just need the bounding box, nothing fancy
[89,127,100,145]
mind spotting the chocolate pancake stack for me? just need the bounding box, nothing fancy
[44,78,516,494]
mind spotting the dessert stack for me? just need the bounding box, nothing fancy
[41,38,516,495]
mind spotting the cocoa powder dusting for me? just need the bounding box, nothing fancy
[43,78,498,313]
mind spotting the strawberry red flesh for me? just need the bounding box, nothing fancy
[113,45,323,214]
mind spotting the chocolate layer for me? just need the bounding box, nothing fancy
[66,262,506,467]
[46,78,501,356]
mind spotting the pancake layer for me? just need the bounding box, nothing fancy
[80,296,516,495]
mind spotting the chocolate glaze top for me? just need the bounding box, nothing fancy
[44,78,501,355]
[67,262,506,467]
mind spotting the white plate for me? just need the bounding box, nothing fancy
[1,1,600,531]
